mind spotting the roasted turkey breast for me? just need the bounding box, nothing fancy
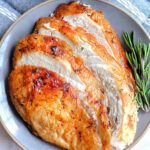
[13,34,111,149]
[9,2,138,150]
[9,66,102,149]
[35,15,137,148]
[54,2,129,68]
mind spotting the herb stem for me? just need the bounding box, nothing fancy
[123,32,150,112]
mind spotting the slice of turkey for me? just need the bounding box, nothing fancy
[35,17,137,149]
[15,51,86,92]
[9,65,103,149]
[63,13,115,58]
[14,34,111,148]
[54,1,131,69]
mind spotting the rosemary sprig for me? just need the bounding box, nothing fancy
[123,32,150,112]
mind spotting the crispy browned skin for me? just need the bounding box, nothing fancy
[9,2,138,149]
[35,17,133,83]
[35,17,135,102]
[14,34,104,101]
[54,2,128,67]
[35,16,137,147]
[9,66,102,150]
[13,34,111,149]
[54,2,135,86]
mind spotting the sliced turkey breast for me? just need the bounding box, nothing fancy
[54,1,135,89]
[9,66,102,150]
[8,2,138,150]
[14,34,105,101]
[54,2,129,68]
[35,17,137,149]
[13,34,112,149]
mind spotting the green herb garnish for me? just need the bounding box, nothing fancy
[123,32,150,112]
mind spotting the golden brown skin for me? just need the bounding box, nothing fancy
[54,1,135,86]
[14,34,104,101]
[9,2,138,149]
[35,16,137,147]
[13,34,111,149]
[9,66,102,150]
[54,2,128,67]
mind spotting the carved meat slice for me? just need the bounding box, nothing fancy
[35,15,137,149]
[8,2,138,150]
[9,66,102,150]
[12,34,111,149]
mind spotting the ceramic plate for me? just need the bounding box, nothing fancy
[0,0,149,149]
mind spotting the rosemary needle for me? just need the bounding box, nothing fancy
[123,32,150,112]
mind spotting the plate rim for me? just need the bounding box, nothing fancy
[0,0,149,149]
